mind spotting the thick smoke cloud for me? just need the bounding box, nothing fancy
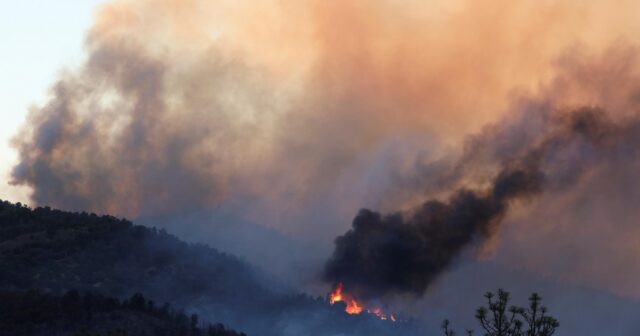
[323,108,633,300]
[324,166,542,299]
[10,0,640,302]
[13,0,640,221]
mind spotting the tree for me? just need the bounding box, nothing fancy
[519,293,559,336]
[442,319,474,336]
[443,289,559,336]
[128,293,146,310]
[191,313,200,335]
[442,320,455,336]
[62,290,82,316]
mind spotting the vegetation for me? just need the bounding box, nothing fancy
[0,200,279,315]
[0,289,244,336]
[0,200,264,302]
[0,200,417,336]
[442,289,559,336]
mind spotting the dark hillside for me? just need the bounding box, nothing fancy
[0,290,245,336]
[0,200,274,311]
[0,200,419,336]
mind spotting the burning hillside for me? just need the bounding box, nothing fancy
[328,283,396,321]
[7,0,640,334]
[323,107,640,302]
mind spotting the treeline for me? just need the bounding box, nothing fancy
[0,201,130,242]
[0,199,271,310]
[0,200,421,336]
[0,289,245,336]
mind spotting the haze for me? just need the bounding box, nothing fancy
[3,1,640,334]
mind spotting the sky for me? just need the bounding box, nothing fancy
[0,0,106,203]
[4,1,640,333]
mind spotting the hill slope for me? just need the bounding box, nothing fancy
[0,290,245,336]
[0,200,418,336]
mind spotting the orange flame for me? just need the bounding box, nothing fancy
[329,283,343,304]
[328,283,395,321]
[346,300,364,314]
[367,307,395,321]
[329,283,363,314]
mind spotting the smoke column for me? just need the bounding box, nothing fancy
[10,0,640,299]
[324,107,632,300]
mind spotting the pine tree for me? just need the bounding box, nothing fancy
[442,289,559,336]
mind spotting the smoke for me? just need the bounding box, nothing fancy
[323,107,630,300]
[10,0,640,303]
[323,169,541,300]
[12,0,640,218]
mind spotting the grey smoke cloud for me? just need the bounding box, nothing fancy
[10,0,640,308]
[322,107,633,300]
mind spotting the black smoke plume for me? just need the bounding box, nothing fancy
[323,107,622,300]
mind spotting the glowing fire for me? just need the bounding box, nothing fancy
[329,283,363,314]
[328,283,395,322]
[329,283,343,304]
[368,308,396,321]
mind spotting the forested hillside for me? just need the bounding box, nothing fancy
[0,200,416,336]
[0,290,245,336]
[0,200,273,310]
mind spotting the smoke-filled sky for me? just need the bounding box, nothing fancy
[0,0,106,203]
[4,0,640,333]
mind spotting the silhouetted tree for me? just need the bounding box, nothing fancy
[443,289,559,336]
[83,293,94,320]
[442,319,474,336]
[191,313,200,336]
[0,289,244,336]
[128,293,146,310]
[62,290,82,316]
[73,328,127,336]
[442,319,455,336]
[475,289,524,336]
[519,293,559,336]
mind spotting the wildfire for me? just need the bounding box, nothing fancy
[328,283,396,322]
[329,282,343,305]
[369,308,396,322]
[329,283,363,314]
